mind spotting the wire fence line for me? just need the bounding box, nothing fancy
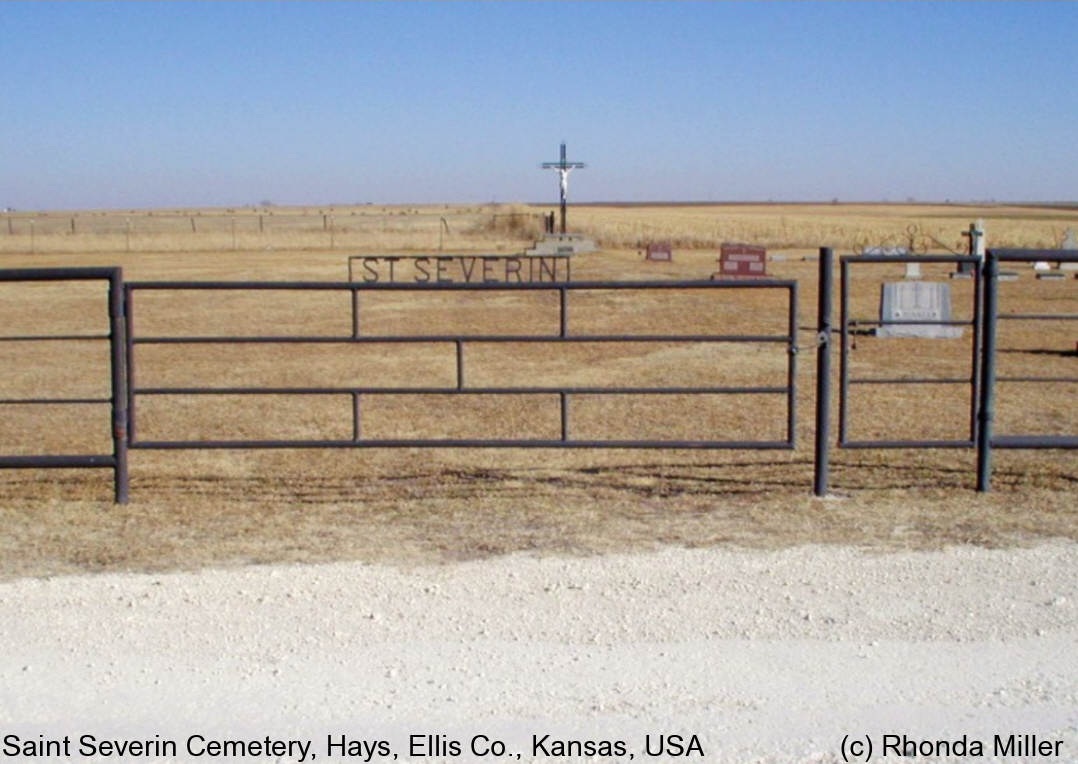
[0,208,546,254]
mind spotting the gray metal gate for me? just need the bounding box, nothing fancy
[975,249,1078,490]
[0,268,128,502]
[2,253,1071,502]
[813,247,1077,494]
[123,278,798,453]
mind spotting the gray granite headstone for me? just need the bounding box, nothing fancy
[957,219,985,275]
[523,233,595,255]
[863,245,910,256]
[877,282,963,338]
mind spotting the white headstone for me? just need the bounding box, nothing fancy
[877,282,963,339]
[863,245,910,256]
[904,261,922,279]
[1033,261,1052,271]
[1062,227,1077,250]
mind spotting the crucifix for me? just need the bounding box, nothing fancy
[541,142,585,234]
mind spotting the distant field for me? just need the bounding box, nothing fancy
[0,202,1075,579]
[3,201,1077,254]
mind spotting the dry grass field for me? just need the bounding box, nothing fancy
[1,203,1075,580]
[4,200,1078,254]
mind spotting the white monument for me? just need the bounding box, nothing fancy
[877,282,963,339]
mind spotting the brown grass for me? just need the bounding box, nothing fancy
[0,203,1075,580]
[4,201,1077,255]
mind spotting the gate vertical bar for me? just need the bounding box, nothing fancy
[976,250,999,492]
[108,269,129,503]
[838,258,850,444]
[558,287,568,337]
[813,247,833,497]
[969,257,984,443]
[786,282,798,445]
[124,285,136,444]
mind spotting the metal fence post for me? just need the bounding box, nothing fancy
[814,247,833,496]
[975,250,999,492]
[109,269,130,503]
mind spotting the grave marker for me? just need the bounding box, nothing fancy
[876,281,963,339]
[718,243,767,276]
[862,245,910,256]
[904,261,922,279]
[955,219,985,277]
[1060,228,1078,271]
[645,241,672,262]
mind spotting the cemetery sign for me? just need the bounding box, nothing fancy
[347,255,570,284]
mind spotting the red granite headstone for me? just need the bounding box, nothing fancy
[645,241,673,262]
[718,243,767,276]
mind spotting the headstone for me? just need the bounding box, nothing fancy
[1033,261,1052,271]
[1036,272,1066,280]
[876,282,963,339]
[645,241,672,262]
[1059,228,1078,270]
[904,261,922,279]
[956,219,985,275]
[523,233,596,255]
[718,243,767,276]
[998,271,1019,282]
[862,245,910,256]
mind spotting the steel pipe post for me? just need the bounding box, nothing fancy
[813,247,834,497]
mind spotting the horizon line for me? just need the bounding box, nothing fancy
[5,200,1078,215]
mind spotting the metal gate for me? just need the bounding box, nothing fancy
[974,249,1078,490]
[0,267,128,502]
[2,255,1072,502]
[122,278,797,454]
[813,247,1077,494]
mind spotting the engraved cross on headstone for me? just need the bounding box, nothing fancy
[541,142,585,234]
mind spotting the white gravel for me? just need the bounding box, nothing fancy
[1,543,1076,763]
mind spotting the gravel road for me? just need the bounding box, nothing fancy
[1,543,1076,763]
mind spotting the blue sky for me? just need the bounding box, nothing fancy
[2,1,1076,210]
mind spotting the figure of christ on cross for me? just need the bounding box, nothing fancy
[541,142,586,234]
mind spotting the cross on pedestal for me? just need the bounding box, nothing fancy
[541,142,585,234]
